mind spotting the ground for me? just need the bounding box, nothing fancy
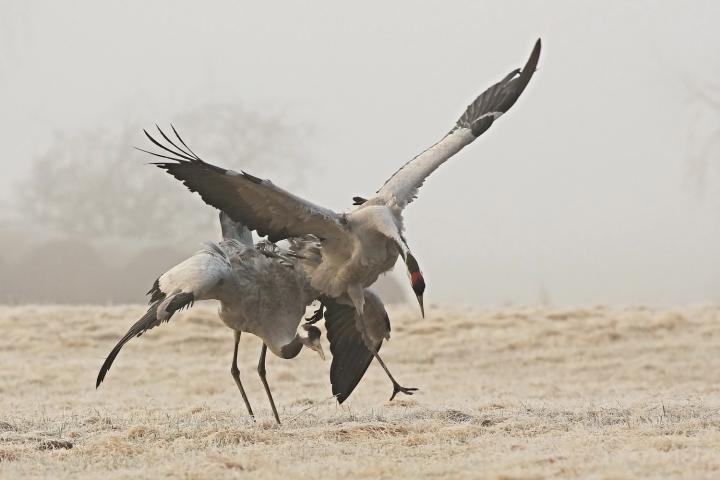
[1,303,719,479]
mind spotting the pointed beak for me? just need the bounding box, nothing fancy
[314,343,326,361]
[407,255,426,319]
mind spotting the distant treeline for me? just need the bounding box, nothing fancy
[0,236,409,305]
[0,237,188,304]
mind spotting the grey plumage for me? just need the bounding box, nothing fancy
[219,210,253,246]
[96,213,323,423]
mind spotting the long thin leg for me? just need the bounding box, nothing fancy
[230,330,254,419]
[373,353,418,401]
[257,343,281,424]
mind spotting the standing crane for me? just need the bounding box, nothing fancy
[138,39,541,319]
[96,213,322,424]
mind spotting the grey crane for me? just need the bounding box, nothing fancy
[138,39,540,320]
[96,213,322,424]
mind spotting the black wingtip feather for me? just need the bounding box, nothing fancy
[96,291,195,389]
[518,38,541,85]
[170,124,201,160]
[165,292,194,313]
[147,277,165,304]
[136,124,204,165]
[134,146,190,163]
[455,38,541,137]
[96,302,160,388]
[143,129,196,162]
[154,124,197,161]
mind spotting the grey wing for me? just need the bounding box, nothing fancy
[324,291,390,404]
[96,245,234,387]
[375,38,541,209]
[140,126,347,243]
[156,243,235,306]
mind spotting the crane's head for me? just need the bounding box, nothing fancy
[405,252,426,318]
[300,324,325,360]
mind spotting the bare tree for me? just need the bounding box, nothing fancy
[16,103,310,243]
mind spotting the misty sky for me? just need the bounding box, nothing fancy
[2,1,720,306]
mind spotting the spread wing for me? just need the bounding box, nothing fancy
[324,292,391,404]
[139,126,348,243]
[375,38,541,209]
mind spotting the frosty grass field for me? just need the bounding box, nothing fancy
[1,303,719,479]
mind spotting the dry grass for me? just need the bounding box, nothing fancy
[1,303,719,479]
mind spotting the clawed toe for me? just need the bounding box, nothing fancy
[389,383,419,401]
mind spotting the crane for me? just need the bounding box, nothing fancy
[96,213,322,424]
[139,39,541,320]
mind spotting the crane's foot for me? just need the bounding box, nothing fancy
[389,381,418,401]
[305,302,325,324]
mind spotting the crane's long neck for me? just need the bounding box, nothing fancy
[278,335,303,359]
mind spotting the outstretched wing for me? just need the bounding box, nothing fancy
[140,126,347,243]
[324,296,381,404]
[324,290,392,404]
[375,38,541,209]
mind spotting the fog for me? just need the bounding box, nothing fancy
[1,1,719,306]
